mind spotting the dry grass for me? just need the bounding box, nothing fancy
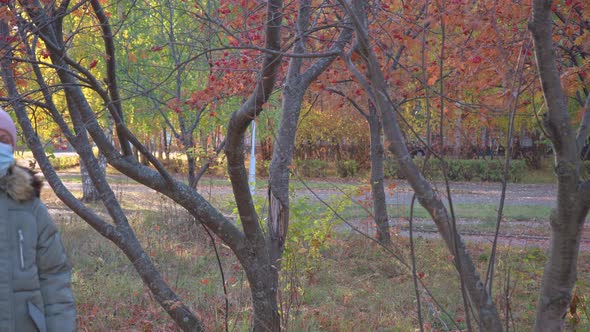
[41,173,590,331]
[52,212,590,331]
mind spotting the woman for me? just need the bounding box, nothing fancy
[0,108,76,332]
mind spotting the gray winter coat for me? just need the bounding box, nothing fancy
[0,164,76,332]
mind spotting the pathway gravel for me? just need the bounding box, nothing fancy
[49,173,590,250]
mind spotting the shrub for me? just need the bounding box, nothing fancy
[167,158,188,174]
[384,157,526,182]
[336,160,359,178]
[256,160,271,177]
[51,155,80,170]
[294,159,329,178]
[162,154,229,177]
[383,157,400,179]
[207,155,227,177]
[580,161,590,178]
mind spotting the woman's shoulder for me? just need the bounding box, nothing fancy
[0,164,42,202]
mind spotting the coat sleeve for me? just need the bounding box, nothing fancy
[34,201,77,332]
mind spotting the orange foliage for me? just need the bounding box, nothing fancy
[306,0,587,153]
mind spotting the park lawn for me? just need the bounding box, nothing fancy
[39,167,587,331]
[52,199,589,331]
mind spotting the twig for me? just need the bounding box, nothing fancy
[291,171,460,329]
[409,194,424,332]
[485,36,530,297]
[505,263,512,332]
[436,5,473,330]
[197,220,229,332]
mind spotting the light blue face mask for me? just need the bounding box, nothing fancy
[0,142,14,177]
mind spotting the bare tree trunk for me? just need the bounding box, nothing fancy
[223,0,285,329]
[243,259,281,332]
[268,84,304,266]
[164,127,170,160]
[341,1,503,329]
[530,1,590,330]
[81,151,106,202]
[454,114,462,157]
[268,0,353,269]
[0,5,207,330]
[187,155,196,185]
[325,89,392,245]
[367,103,391,245]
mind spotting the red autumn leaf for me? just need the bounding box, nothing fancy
[40,49,51,59]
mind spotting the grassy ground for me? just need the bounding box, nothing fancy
[58,208,590,331]
[44,183,590,331]
[387,204,549,223]
[38,161,590,330]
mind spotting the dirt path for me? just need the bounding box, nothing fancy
[389,219,590,251]
[52,169,558,205]
[381,180,556,206]
[396,228,590,252]
[282,179,557,207]
[50,172,589,250]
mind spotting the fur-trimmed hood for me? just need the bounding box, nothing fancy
[0,163,42,201]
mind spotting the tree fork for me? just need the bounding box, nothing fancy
[530,0,589,330]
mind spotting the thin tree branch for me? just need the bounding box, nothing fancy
[409,194,425,332]
[486,35,530,299]
[292,171,460,329]
[580,180,590,208]
[193,140,226,188]
[435,8,474,329]
[198,221,230,332]
[225,0,283,242]
[325,88,369,118]
[337,0,503,330]
[89,0,132,156]
[576,94,590,155]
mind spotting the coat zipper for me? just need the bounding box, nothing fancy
[18,229,25,270]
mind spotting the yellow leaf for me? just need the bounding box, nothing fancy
[128,53,137,64]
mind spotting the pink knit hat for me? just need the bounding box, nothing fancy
[0,107,17,149]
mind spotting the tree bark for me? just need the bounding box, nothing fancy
[81,150,106,203]
[341,1,503,329]
[268,0,353,270]
[223,0,284,329]
[576,95,590,156]
[530,1,590,330]
[0,5,208,330]
[325,89,392,245]
[367,104,391,245]
[241,257,281,332]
